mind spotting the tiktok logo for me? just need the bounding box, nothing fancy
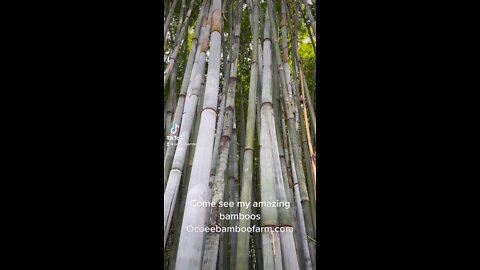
[170,123,179,134]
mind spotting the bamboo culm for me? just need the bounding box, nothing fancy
[163,3,211,248]
[175,0,224,268]
[266,0,316,267]
[235,0,259,268]
[202,0,242,268]
[164,0,208,186]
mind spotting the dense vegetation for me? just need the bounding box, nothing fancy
[164,0,316,269]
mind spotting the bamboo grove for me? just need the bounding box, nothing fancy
[164,0,316,269]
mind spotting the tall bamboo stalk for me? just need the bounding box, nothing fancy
[167,73,205,270]
[164,0,180,49]
[202,0,242,268]
[164,0,208,185]
[266,0,316,267]
[299,65,316,198]
[164,3,211,247]
[295,72,317,231]
[280,108,307,270]
[259,11,283,270]
[284,0,317,227]
[164,0,186,133]
[284,0,316,138]
[211,0,232,175]
[184,64,206,189]
[272,41,294,214]
[279,104,293,203]
[235,0,259,268]
[288,134,313,270]
[167,58,205,261]
[280,2,299,129]
[268,34,300,270]
[175,0,224,268]
[245,0,264,131]
[293,0,300,116]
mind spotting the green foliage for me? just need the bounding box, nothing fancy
[165,0,316,109]
[298,38,315,95]
[163,1,317,267]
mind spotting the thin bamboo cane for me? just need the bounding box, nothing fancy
[165,51,180,139]
[299,65,316,198]
[280,2,299,130]
[174,0,187,42]
[280,108,306,270]
[221,147,229,270]
[284,0,316,138]
[256,38,263,140]
[165,5,186,135]
[164,0,197,86]
[301,0,316,37]
[288,134,313,270]
[284,3,317,221]
[164,0,180,49]
[298,65,316,138]
[272,42,294,212]
[285,0,316,53]
[203,7,231,265]
[259,10,283,270]
[235,0,260,267]
[294,71,317,231]
[266,0,310,215]
[164,0,169,19]
[265,0,316,267]
[270,53,300,270]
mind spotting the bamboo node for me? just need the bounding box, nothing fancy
[211,9,222,33]
[282,50,289,63]
[200,38,209,52]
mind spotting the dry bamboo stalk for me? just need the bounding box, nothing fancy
[299,65,316,197]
